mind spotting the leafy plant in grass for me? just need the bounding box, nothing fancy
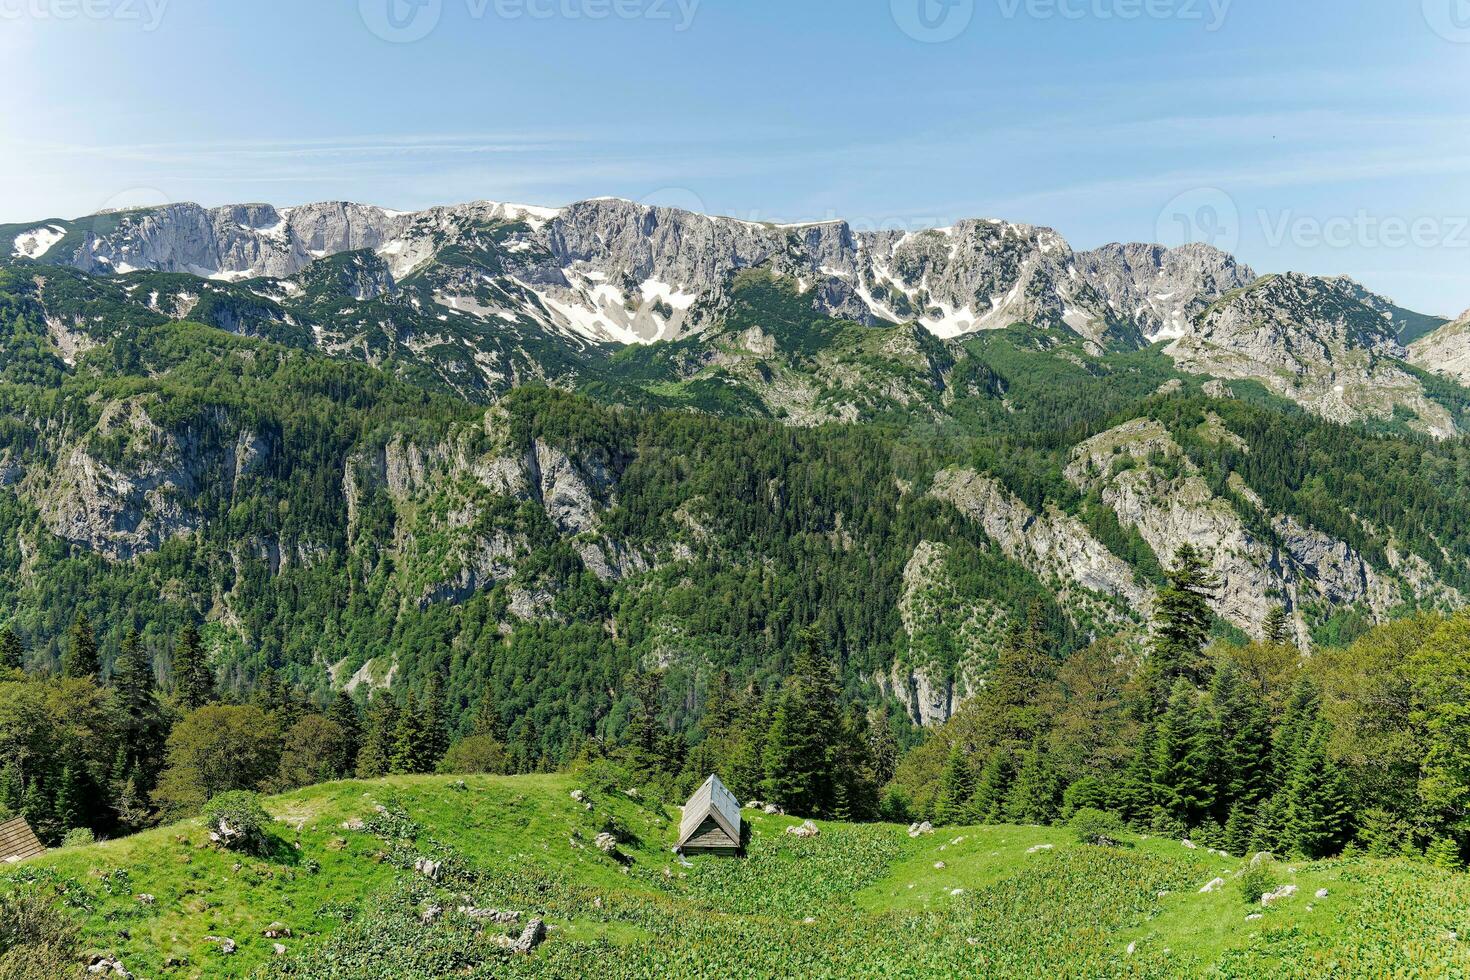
[1069,807,1129,847]
[203,790,272,855]
[1236,861,1278,905]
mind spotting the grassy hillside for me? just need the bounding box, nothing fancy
[4,774,1467,978]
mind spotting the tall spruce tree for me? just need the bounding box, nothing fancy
[389,692,426,775]
[971,749,1017,824]
[1271,677,1322,793]
[112,629,161,778]
[1147,546,1219,709]
[1285,722,1354,858]
[327,691,363,773]
[1263,606,1293,647]
[933,744,976,826]
[62,612,99,680]
[421,681,450,771]
[761,630,844,817]
[172,624,214,710]
[355,697,399,779]
[1151,678,1214,829]
[0,626,22,671]
[1006,736,1063,825]
[1208,659,1272,820]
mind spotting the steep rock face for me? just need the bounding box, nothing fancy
[1410,310,1470,385]
[1072,242,1255,341]
[1166,274,1458,438]
[20,399,234,560]
[928,468,1151,628]
[1065,418,1399,644]
[880,540,1007,727]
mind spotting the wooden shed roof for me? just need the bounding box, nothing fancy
[678,774,742,848]
[0,816,45,864]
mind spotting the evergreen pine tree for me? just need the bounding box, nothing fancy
[1271,677,1322,793]
[1223,804,1253,856]
[355,697,399,779]
[1147,545,1219,708]
[761,630,844,816]
[112,769,151,833]
[1006,737,1062,825]
[53,766,86,832]
[1113,738,1157,826]
[22,778,55,843]
[1250,791,1291,854]
[62,612,100,680]
[0,626,23,671]
[624,671,670,777]
[327,691,363,772]
[0,762,22,816]
[1285,722,1354,859]
[933,743,976,826]
[1263,605,1292,647]
[389,692,426,774]
[1151,678,1213,829]
[172,624,215,709]
[1208,659,1272,820]
[971,750,1016,824]
[113,628,159,775]
[420,682,450,771]
[1425,837,1465,871]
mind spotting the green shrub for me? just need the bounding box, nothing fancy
[202,791,272,854]
[1236,862,1277,905]
[59,828,95,848]
[1069,808,1128,847]
[0,888,83,979]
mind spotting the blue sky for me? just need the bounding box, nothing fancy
[3,0,1468,314]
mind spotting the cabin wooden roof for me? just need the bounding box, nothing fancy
[678,774,742,848]
[0,816,45,864]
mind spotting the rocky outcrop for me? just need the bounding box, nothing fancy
[929,468,1151,617]
[1073,242,1255,341]
[1066,418,1400,643]
[1410,309,1470,385]
[1166,274,1458,438]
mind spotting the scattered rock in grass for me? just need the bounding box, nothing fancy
[1261,884,1298,906]
[135,894,154,905]
[745,799,765,809]
[459,906,521,923]
[516,918,548,953]
[623,788,640,799]
[571,790,587,804]
[950,836,966,845]
[420,905,443,924]
[272,942,287,955]
[1157,891,1170,898]
[86,955,130,977]
[205,936,237,954]
[263,922,291,939]
[786,820,820,839]
[764,804,784,815]
[414,857,442,880]
[934,861,946,869]
[1026,844,1054,854]
[1251,852,1274,867]
[950,888,965,897]
[1315,888,1329,899]
[802,917,817,925]
[1200,878,1226,893]
[326,837,348,851]
[1246,913,1262,921]
[593,896,603,909]
[908,821,934,838]
[1181,839,1197,849]
[1126,942,1136,956]
[594,833,619,854]
[341,818,365,831]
